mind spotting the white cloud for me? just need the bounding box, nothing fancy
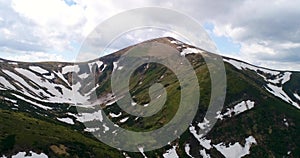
[5,51,66,62]
[213,24,246,40]
[0,0,299,70]
[240,42,277,57]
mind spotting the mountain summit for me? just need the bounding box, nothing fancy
[0,37,299,157]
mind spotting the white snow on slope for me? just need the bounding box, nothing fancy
[29,66,49,74]
[12,94,52,110]
[53,71,70,86]
[8,62,18,65]
[14,68,89,104]
[43,73,55,80]
[294,93,300,101]
[180,48,204,56]
[217,100,255,120]
[266,84,300,109]
[163,146,179,158]
[75,110,103,122]
[4,97,17,103]
[109,112,122,118]
[223,59,280,76]
[280,72,292,84]
[10,151,48,158]
[1,67,99,106]
[188,114,258,158]
[184,144,194,158]
[102,124,109,133]
[3,70,41,95]
[0,76,16,90]
[102,64,107,71]
[138,147,148,158]
[78,73,89,79]
[88,60,103,72]
[189,125,212,150]
[122,152,131,158]
[283,118,289,127]
[62,65,80,74]
[214,136,257,158]
[264,72,292,85]
[113,61,119,71]
[199,149,211,158]
[120,117,129,123]
[57,117,74,125]
[189,116,214,150]
[198,117,210,130]
[224,59,300,109]
[84,127,100,132]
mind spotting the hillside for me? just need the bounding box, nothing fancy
[0,37,299,158]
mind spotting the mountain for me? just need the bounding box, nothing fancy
[0,37,299,158]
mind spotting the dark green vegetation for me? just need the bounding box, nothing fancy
[0,109,122,157]
[0,37,299,157]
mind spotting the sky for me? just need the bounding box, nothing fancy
[0,0,300,71]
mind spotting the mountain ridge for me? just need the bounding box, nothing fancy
[1,36,298,72]
[0,37,299,157]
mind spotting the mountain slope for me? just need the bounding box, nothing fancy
[0,37,299,158]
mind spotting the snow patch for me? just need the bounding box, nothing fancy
[217,100,255,120]
[109,112,122,118]
[8,62,18,65]
[29,66,49,74]
[62,65,80,74]
[113,61,119,71]
[10,151,48,158]
[43,73,55,80]
[4,97,17,103]
[88,60,103,72]
[294,93,300,101]
[79,73,89,79]
[0,76,16,90]
[102,124,109,133]
[189,125,212,150]
[84,127,100,132]
[12,94,52,110]
[184,144,194,158]
[180,48,204,56]
[57,117,74,125]
[120,117,129,123]
[163,146,179,158]
[283,118,289,127]
[214,136,257,158]
[266,84,300,109]
[13,68,89,104]
[281,72,292,84]
[198,118,210,130]
[223,58,300,109]
[138,147,147,158]
[199,149,211,158]
[75,110,103,122]
[223,59,280,76]
[53,71,70,86]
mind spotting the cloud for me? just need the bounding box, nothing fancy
[0,0,299,70]
[156,0,300,70]
[5,51,66,62]
[203,0,300,70]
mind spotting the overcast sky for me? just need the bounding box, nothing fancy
[0,0,300,71]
